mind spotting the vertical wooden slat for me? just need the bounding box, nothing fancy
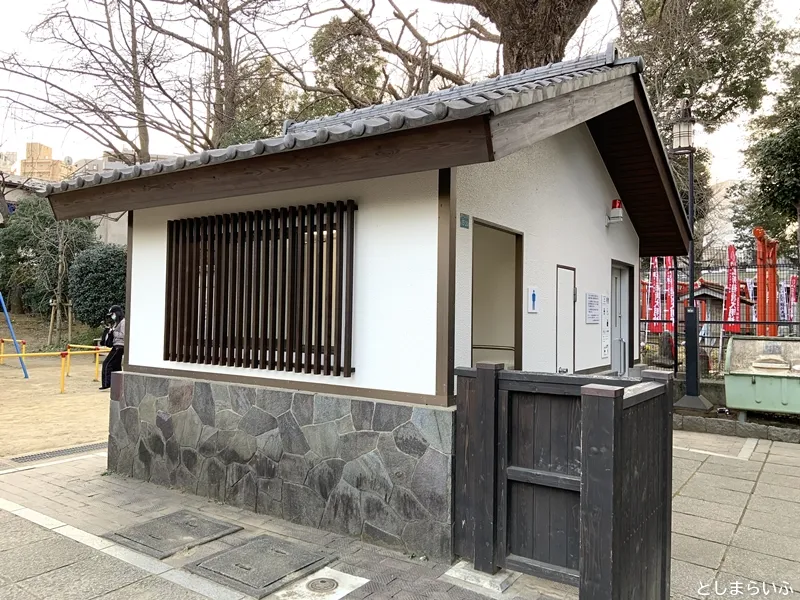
[241,212,251,368]
[234,213,246,367]
[268,209,279,370]
[314,203,325,374]
[323,203,334,375]
[277,208,287,370]
[164,221,175,360]
[203,217,214,364]
[286,206,297,370]
[333,202,344,376]
[225,213,236,366]
[177,219,189,362]
[294,205,305,372]
[189,218,199,363]
[197,217,207,364]
[454,374,475,559]
[213,215,225,365]
[251,212,262,369]
[258,211,269,369]
[343,200,355,377]
[474,362,501,574]
[533,396,552,563]
[304,205,315,374]
[495,388,509,568]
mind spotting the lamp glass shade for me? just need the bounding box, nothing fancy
[672,119,694,150]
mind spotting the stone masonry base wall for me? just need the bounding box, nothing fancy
[108,372,455,560]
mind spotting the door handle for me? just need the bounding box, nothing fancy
[558,367,568,374]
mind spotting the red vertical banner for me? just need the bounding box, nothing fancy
[791,275,798,322]
[723,245,741,333]
[648,257,663,333]
[664,257,675,332]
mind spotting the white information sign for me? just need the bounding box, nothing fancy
[601,295,611,359]
[527,287,539,314]
[585,293,601,324]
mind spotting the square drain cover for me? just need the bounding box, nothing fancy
[104,510,242,558]
[186,535,333,598]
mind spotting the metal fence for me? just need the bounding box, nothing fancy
[639,249,800,378]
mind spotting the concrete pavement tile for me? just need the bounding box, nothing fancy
[17,552,148,600]
[0,500,24,513]
[758,471,800,490]
[740,509,800,539]
[0,535,94,583]
[698,461,760,481]
[672,533,726,569]
[0,516,58,552]
[732,526,800,563]
[711,572,794,599]
[161,569,246,600]
[13,508,66,530]
[673,468,696,491]
[678,483,751,508]
[674,457,704,472]
[96,575,212,600]
[763,463,800,478]
[749,452,768,463]
[771,441,800,453]
[53,524,115,550]
[754,482,800,504]
[721,546,800,588]
[671,512,736,545]
[766,454,800,468]
[0,584,39,600]
[704,455,762,470]
[747,495,800,519]
[670,559,716,600]
[672,496,745,524]
[686,472,756,494]
[673,449,707,462]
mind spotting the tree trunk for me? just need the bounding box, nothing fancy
[54,223,66,345]
[473,0,599,72]
[219,0,237,144]
[128,0,150,163]
[0,190,9,224]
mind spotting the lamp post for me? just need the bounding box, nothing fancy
[672,99,711,410]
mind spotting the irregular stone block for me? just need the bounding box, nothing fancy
[193,382,216,427]
[181,447,201,474]
[314,395,351,423]
[673,414,684,430]
[736,421,770,439]
[138,395,157,427]
[705,419,736,437]
[174,408,203,448]
[278,412,311,455]
[321,480,363,536]
[402,520,452,561]
[278,453,309,484]
[227,469,257,511]
[107,436,120,472]
[305,450,322,469]
[302,421,340,459]
[239,407,278,437]
[197,457,226,502]
[351,400,374,431]
[361,491,404,537]
[116,444,135,477]
[255,388,293,417]
[124,374,146,407]
[256,429,283,462]
[250,454,279,479]
[216,409,243,431]
[230,386,256,415]
[111,372,124,402]
[150,461,172,487]
[411,408,453,454]
[141,422,165,457]
[134,439,153,481]
[336,430,379,462]
[211,384,232,411]
[165,438,180,468]
[168,380,194,413]
[393,422,428,459]
[363,522,404,551]
[373,403,413,432]
[768,426,800,443]
[283,482,325,528]
[156,411,174,441]
[682,416,707,433]
[120,406,140,442]
[409,449,451,522]
[292,393,314,426]
[342,450,393,500]
[336,414,355,435]
[307,459,345,501]
[390,486,431,522]
[218,431,257,464]
[198,427,219,458]
[175,465,198,494]
[256,478,283,518]
[146,376,170,397]
[378,433,417,486]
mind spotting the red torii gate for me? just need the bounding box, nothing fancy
[754,227,779,336]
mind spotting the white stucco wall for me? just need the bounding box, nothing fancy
[129,171,440,395]
[455,124,641,373]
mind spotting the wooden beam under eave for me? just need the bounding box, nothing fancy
[49,116,493,220]
[488,76,635,161]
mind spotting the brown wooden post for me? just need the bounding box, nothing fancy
[580,383,624,600]
[473,362,502,574]
[642,369,674,600]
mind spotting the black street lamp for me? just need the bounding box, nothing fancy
[672,99,711,410]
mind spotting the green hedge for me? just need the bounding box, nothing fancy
[68,244,127,326]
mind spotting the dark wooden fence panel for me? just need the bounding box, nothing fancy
[454,365,672,599]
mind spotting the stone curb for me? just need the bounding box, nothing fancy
[672,413,800,443]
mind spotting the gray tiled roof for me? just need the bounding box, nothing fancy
[43,46,643,197]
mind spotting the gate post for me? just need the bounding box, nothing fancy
[579,383,624,600]
[473,362,502,574]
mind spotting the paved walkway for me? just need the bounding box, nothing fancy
[0,431,798,599]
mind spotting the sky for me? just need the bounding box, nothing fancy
[0,0,798,183]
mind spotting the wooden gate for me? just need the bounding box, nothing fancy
[454,364,673,599]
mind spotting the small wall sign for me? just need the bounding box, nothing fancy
[459,214,470,229]
[585,293,601,324]
[527,287,538,314]
[601,294,611,359]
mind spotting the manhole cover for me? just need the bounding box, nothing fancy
[103,510,242,558]
[186,535,333,599]
[307,578,338,592]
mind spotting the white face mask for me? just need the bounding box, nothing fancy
[110,314,117,321]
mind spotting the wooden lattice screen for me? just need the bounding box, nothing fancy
[163,200,356,376]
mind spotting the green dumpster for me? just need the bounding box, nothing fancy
[724,336,800,419]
